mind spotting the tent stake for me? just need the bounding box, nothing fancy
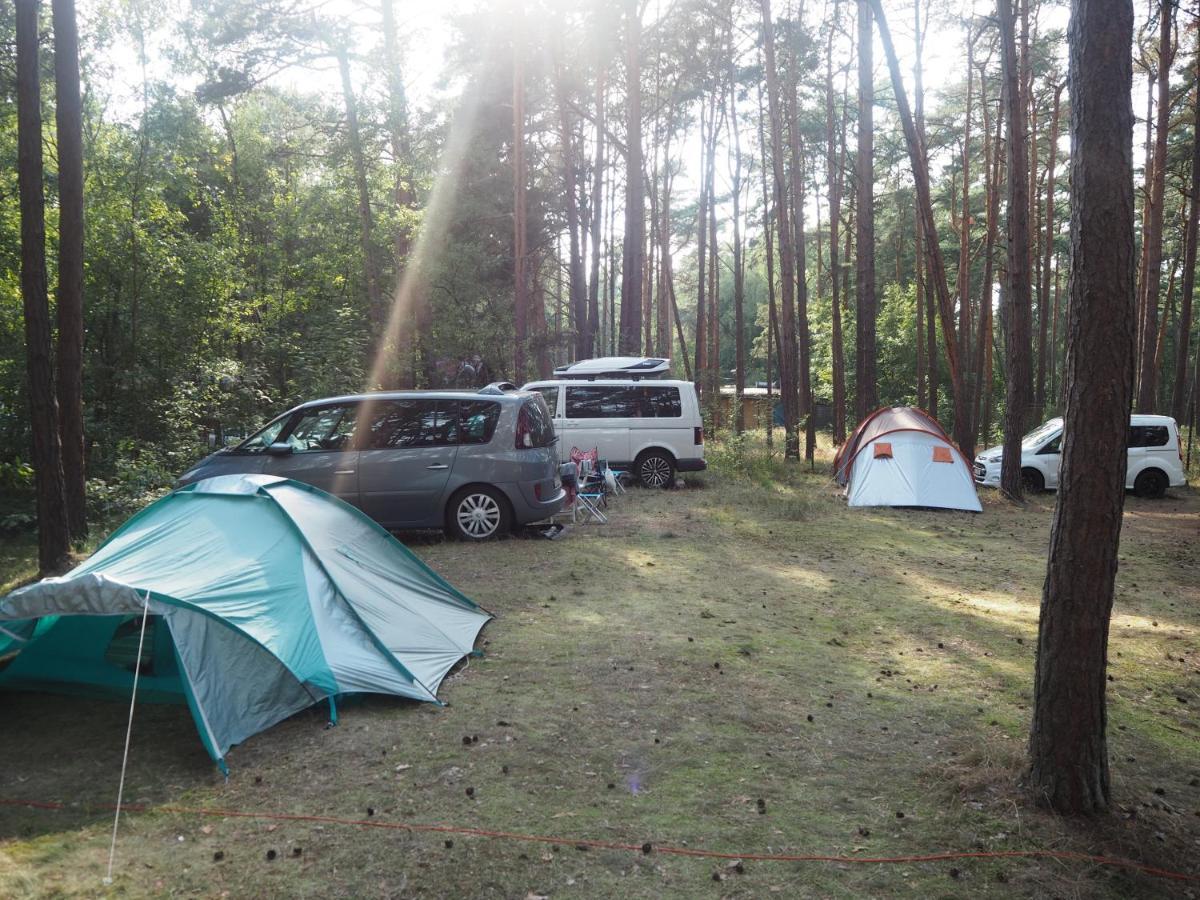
[103,592,151,886]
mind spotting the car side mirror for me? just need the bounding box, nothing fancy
[266,442,294,456]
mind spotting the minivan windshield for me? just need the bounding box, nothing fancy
[1021,421,1061,450]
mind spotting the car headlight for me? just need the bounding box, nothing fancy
[987,455,1001,463]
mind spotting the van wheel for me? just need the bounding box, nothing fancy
[636,451,675,489]
[446,487,511,541]
[1021,468,1045,494]
[1134,468,1168,499]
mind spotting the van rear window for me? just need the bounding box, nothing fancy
[565,385,682,419]
[1128,425,1169,448]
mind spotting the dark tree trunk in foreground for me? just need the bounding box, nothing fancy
[998,0,1033,500]
[855,0,877,420]
[619,0,644,354]
[1028,0,1136,815]
[52,0,87,540]
[1173,38,1200,423]
[1136,0,1175,412]
[761,0,801,458]
[16,0,71,574]
[869,0,971,458]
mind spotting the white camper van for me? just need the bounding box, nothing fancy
[523,358,706,488]
[973,414,1187,498]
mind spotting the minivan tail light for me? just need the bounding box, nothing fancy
[515,406,534,449]
[694,425,704,446]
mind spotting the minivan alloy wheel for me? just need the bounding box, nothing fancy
[456,492,502,538]
[638,453,674,488]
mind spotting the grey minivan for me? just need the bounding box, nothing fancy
[177,390,565,540]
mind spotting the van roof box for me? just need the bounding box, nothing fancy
[553,357,671,380]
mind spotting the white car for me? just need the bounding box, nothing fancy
[973,414,1187,498]
[522,371,706,488]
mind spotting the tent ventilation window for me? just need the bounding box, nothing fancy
[873,442,893,459]
[104,615,160,675]
[932,446,954,464]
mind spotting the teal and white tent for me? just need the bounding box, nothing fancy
[0,474,491,772]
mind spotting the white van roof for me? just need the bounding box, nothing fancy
[552,357,671,379]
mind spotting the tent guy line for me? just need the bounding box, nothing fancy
[0,798,1194,883]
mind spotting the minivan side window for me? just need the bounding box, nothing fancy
[363,400,456,448]
[287,405,357,452]
[641,386,682,418]
[452,400,502,445]
[565,385,683,419]
[1128,425,1169,448]
[1036,434,1062,455]
[566,386,640,418]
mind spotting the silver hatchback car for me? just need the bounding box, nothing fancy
[178,390,565,540]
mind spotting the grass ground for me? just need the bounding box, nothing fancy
[1,434,1198,898]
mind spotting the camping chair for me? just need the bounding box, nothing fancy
[558,461,607,525]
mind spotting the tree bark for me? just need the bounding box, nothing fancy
[1029,0,1136,815]
[555,66,588,361]
[17,0,71,574]
[618,0,644,354]
[694,101,710,393]
[787,19,812,437]
[869,0,971,457]
[998,0,1034,500]
[957,30,975,410]
[1136,0,1175,411]
[728,34,746,433]
[975,75,1003,445]
[336,45,384,350]
[914,0,926,413]
[855,0,877,420]
[513,38,529,379]
[1036,83,1064,412]
[761,0,801,458]
[587,75,606,358]
[52,0,87,540]
[381,0,419,387]
[826,22,847,444]
[1172,36,1200,422]
[756,64,781,447]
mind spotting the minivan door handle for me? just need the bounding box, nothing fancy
[426,463,449,470]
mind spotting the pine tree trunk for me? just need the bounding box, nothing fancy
[587,76,606,359]
[728,39,746,433]
[381,0,418,387]
[556,69,588,362]
[17,0,70,574]
[513,42,529,380]
[1029,0,1136,814]
[826,28,847,444]
[869,0,971,457]
[1136,0,1175,411]
[957,32,974,409]
[761,0,801,458]
[695,103,709,393]
[756,66,780,447]
[1036,83,1064,412]
[336,46,383,351]
[618,0,644,354]
[855,0,877,421]
[787,24,811,435]
[998,0,1034,500]
[52,0,86,540]
[975,76,1003,445]
[1172,38,1200,422]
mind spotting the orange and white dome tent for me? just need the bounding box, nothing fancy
[832,407,982,512]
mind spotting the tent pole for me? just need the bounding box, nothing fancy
[103,592,151,886]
